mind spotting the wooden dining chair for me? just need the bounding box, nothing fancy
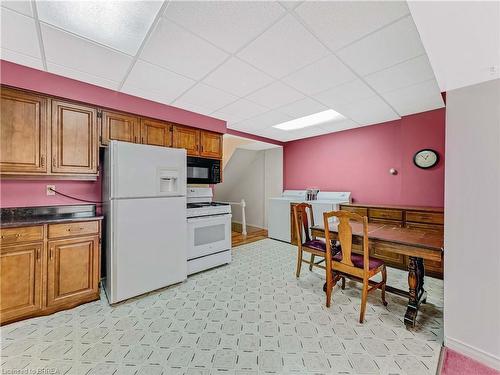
[293,203,339,277]
[323,210,388,323]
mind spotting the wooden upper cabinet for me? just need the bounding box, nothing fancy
[0,88,47,174]
[51,100,98,175]
[173,126,200,156]
[200,131,222,159]
[101,110,139,145]
[47,236,99,308]
[0,243,42,323]
[141,118,172,147]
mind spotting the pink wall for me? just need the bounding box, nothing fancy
[0,60,227,208]
[284,109,445,207]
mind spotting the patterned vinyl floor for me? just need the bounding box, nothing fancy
[0,239,443,375]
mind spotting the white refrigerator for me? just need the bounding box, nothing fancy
[103,141,187,304]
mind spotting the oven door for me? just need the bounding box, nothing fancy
[187,214,232,260]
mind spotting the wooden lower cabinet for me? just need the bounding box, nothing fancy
[0,220,101,325]
[0,243,43,323]
[47,236,99,308]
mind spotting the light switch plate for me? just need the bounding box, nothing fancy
[46,185,56,196]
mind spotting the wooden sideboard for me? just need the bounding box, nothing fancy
[0,219,102,325]
[291,202,444,278]
[0,86,223,180]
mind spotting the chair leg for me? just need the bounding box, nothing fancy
[309,254,315,271]
[341,276,346,290]
[381,265,388,306]
[325,269,333,308]
[296,248,303,278]
[359,280,368,323]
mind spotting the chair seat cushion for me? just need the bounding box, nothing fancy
[302,239,327,252]
[333,252,384,270]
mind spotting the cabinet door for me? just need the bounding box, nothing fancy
[200,131,222,159]
[51,100,98,175]
[0,88,47,174]
[141,119,172,147]
[172,126,200,156]
[47,236,99,308]
[0,244,42,323]
[101,111,139,145]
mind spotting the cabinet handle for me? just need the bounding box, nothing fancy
[36,248,40,261]
[40,155,45,167]
[0,233,21,240]
[201,145,203,152]
[52,157,56,168]
[49,247,54,260]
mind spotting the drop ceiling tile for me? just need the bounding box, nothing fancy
[163,2,286,53]
[121,84,171,105]
[337,16,425,76]
[203,57,274,97]
[294,1,409,51]
[246,81,304,109]
[339,96,400,126]
[37,1,162,55]
[41,24,133,82]
[1,1,32,16]
[282,54,357,95]
[0,48,43,70]
[280,2,302,11]
[173,83,238,114]
[314,79,376,109]
[122,60,195,103]
[319,119,359,132]
[0,8,40,58]
[213,99,269,123]
[382,79,445,116]
[231,110,292,132]
[278,97,327,118]
[141,19,228,80]
[47,62,119,90]
[250,127,291,142]
[237,14,329,78]
[364,54,436,94]
[285,126,331,141]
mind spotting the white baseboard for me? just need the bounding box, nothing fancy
[445,336,500,370]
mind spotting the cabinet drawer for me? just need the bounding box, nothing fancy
[48,221,99,239]
[340,206,368,217]
[405,222,443,231]
[369,208,403,221]
[370,218,403,227]
[0,226,44,245]
[406,211,444,225]
[371,241,406,267]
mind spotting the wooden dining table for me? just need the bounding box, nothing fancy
[310,222,444,328]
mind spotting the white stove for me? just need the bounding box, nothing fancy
[186,188,232,275]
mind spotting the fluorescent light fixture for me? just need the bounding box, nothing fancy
[273,109,344,131]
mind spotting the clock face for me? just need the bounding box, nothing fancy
[414,149,439,169]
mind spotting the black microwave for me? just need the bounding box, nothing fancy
[187,156,221,184]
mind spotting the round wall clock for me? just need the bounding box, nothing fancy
[413,149,439,169]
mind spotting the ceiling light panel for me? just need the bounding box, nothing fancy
[283,54,357,95]
[141,19,228,80]
[381,79,445,116]
[364,54,436,94]
[41,23,133,82]
[0,8,41,59]
[237,15,329,78]
[122,60,195,104]
[337,16,425,76]
[173,83,238,115]
[246,81,304,109]
[163,1,285,53]
[203,57,274,97]
[1,1,33,17]
[36,1,162,55]
[294,1,409,51]
[273,110,345,131]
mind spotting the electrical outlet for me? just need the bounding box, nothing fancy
[46,185,56,196]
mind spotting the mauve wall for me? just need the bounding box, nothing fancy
[0,60,226,208]
[283,109,445,207]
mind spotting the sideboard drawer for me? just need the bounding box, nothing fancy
[48,221,99,239]
[406,211,444,225]
[340,206,368,217]
[369,208,403,221]
[0,226,44,245]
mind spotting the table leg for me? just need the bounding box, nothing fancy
[404,256,427,328]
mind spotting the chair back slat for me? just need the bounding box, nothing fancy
[293,203,314,244]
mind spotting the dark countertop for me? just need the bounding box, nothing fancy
[1,205,103,228]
